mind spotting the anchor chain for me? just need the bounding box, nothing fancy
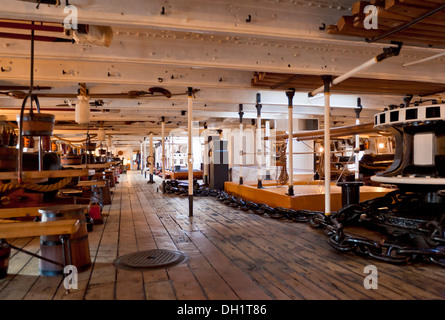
[163,179,445,267]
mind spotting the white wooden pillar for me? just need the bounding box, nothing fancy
[161,116,166,192]
[286,89,295,196]
[322,76,332,216]
[265,120,271,180]
[355,98,363,181]
[187,87,194,217]
[238,104,244,185]
[203,123,209,184]
[148,132,154,183]
[256,93,263,189]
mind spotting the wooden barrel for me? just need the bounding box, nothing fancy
[84,142,96,152]
[38,204,91,276]
[41,136,51,152]
[17,113,55,136]
[0,239,11,279]
[0,147,18,172]
[61,154,82,166]
[82,153,96,164]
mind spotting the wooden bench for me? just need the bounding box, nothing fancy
[0,208,81,271]
[0,206,42,219]
[0,219,80,239]
[76,180,106,188]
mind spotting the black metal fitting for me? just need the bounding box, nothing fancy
[238,104,244,123]
[256,93,262,117]
[286,88,295,106]
[321,75,332,94]
[376,42,402,62]
[355,97,363,119]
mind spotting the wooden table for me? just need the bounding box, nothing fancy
[77,180,106,188]
[0,169,95,182]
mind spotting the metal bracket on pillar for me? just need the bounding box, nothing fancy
[238,104,244,122]
[285,89,295,196]
[256,93,262,117]
[355,97,363,120]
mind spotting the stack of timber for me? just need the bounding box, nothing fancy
[328,0,445,46]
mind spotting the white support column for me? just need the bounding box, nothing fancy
[140,141,143,173]
[203,123,209,185]
[256,93,263,189]
[143,139,147,173]
[322,76,332,216]
[238,104,244,185]
[161,116,166,192]
[148,132,154,183]
[171,134,175,171]
[354,98,363,181]
[265,120,271,180]
[286,89,295,196]
[187,87,194,217]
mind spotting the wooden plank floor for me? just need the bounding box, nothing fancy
[1,171,444,300]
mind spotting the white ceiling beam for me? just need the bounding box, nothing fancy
[0,0,362,44]
[1,29,445,84]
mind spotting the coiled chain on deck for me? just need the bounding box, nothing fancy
[164,179,445,268]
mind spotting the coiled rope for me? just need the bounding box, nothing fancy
[0,176,73,193]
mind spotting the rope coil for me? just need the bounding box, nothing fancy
[0,176,73,193]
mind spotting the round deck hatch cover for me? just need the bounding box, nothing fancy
[113,249,187,270]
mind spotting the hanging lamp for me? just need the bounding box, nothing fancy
[75,95,90,124]
[97,124,106,142]
[75,83,90,125]
[97,121,106,144]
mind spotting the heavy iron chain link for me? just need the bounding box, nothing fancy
[164,180,445,267]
